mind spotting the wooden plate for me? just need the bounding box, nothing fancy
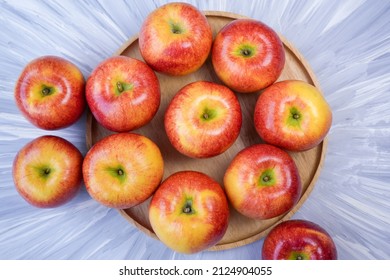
[86,11,327,251]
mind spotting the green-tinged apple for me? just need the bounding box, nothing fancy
[86,56,160,132]
[14,56,85,130]
[83,133,163,209]
[139,2,212,75]
[262,219,338,260]
[224,144,301,219]
[149,171,229,254]
[12,135,83,208]
[212,19,285,93]
[254,80,332,151]
[164,81,242,158]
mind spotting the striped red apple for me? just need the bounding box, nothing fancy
[14,56,85,130]
[139,2,212,75]
[164,81,242,158]
[254,80,332,151]
[149,171,229,254]
[224,144,302,219]
[212,19,285,93]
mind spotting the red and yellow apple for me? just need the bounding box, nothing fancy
[254,80,332,151]
[164,81,242,158]
[262,219,338,260]
[12,135,83,208]
[86,56,160,132]
[82,133,163,209]
[149,171,229,254]
[14,56,85,130]
[139,2,212,76]
[212,19,285,93]
[224,144,301,219]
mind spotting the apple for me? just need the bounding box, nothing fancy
[86,56,160,132]
[164,81,242,158]
[262,219,338,260]
[82,133,164,209]
[139,2,212,76]
[14,56,85,130]
[149,171,229,254]
[223,144,301,219]
[254,80,332,151]
[12,135,83,208]
[212,19,285,93]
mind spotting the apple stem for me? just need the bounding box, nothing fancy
[183,206,191,213]
[296,256,303,260]
[203,113,209,120]
[242,49,250,56]
[116,82,124,93]
[44,168,50,175]
[42,87,51,96]
[117,169,124,176]
[263,176,270,182]
[293,113,300,120]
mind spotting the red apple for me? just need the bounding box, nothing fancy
[14,56,85,130]
[223,144,301,219]
[139,2,212,76]
[12,135,83,208]
[254,80,332,151]
[164,81,242,158]
[262,219,338,260]
[86,56,160,132]
[212,19,285,93]
[82,133,164,209]
[149,171,229,254]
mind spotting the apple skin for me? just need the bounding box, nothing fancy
[86,56,160,132]
[164,81,242,158]
[254,80,332,151]
[14,56,85,130]
[139,2,212,76]
[223,144,302,219]
[262,219,338,260]
[82,133,164,209]
[149,171,229,254]
[12,135,83,208]
[212,19,285,93]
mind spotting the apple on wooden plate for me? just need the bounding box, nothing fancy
[82,133,164,209]
[212,19,285,93]
[12,135,83,208]
[224,144,302,219]
[254,80,332,151]
[14,56,85,130]
[86,56,160,133]
[139,2,212,76]
[164,81,242,158]
[149,171,229,254]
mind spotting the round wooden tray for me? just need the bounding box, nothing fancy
[86,11,327,251]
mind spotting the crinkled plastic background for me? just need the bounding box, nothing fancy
[0,0,389,259]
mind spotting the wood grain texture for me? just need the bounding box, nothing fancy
[85,11,327,251]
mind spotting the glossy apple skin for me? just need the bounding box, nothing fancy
[262,219,338,260]
[164,81,242,158]
[86,56,160,132]
[139,2,212,76]
[14,56,85,130]
[149,171,229,254]
[12,135,83,208]
[212,19,285,93]
[83,133,164,209]
[254,80,332,151]
[224,144,301,219]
